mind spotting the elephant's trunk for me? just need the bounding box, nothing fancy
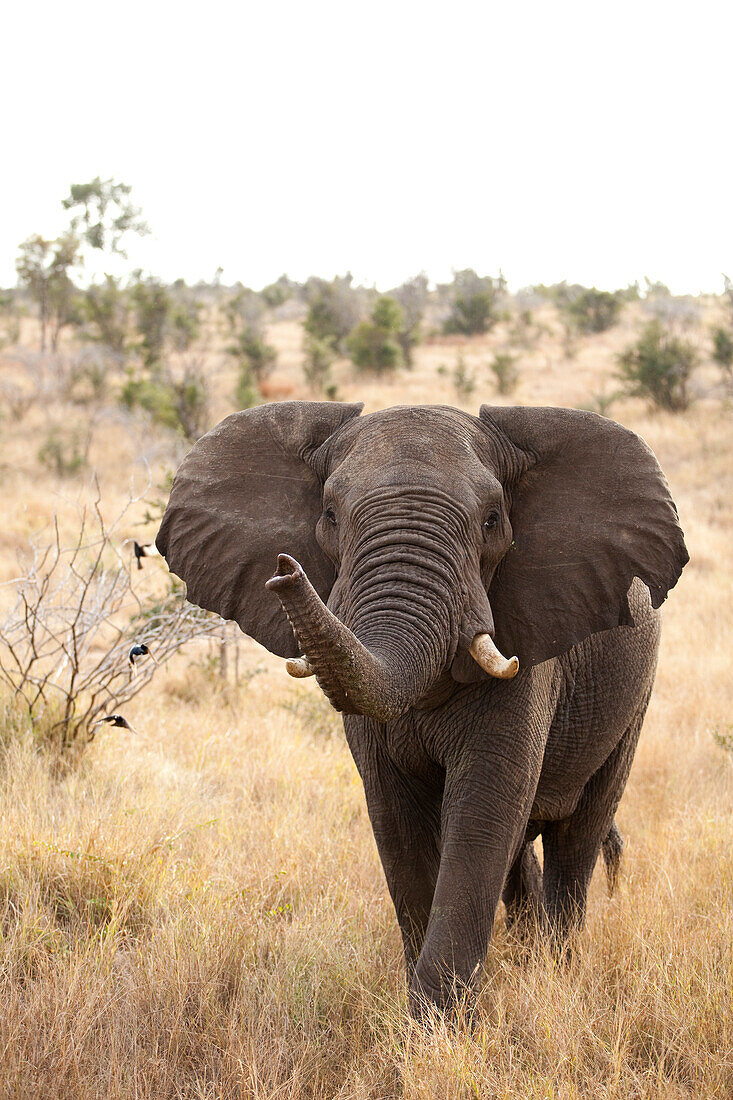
[266,554,440,722]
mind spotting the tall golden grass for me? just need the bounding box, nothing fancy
[0,303,731,1097]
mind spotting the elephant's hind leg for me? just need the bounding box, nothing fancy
[542,714,643,946]
[503,839,543,940]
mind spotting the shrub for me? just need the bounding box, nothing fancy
[169,293,201,353]
[132,278,172,368]
[227,325,277,385]
[389,273,428,367]
[509,308,536,348]
[261,275,297,309]
[82,275,131,356]
[121,362,209,440]
[582,391,620,418]
[37,428,91,477]
[443,270,502,336]
[452,354,475,398]
[346,296,404,375]
[235,364,259,410]
[303,275,365,349]
[0,289,22,348]
[302,334,336,393]
[223,285,265,333]
[711,326,733,379]
[563,287,624,334]
[489,352,519,395]
[617,321,697,411]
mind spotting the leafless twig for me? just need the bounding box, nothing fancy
[0,480,223,752]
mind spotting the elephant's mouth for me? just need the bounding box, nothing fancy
[266,554,517,722]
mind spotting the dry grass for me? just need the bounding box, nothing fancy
[0,303,731,1097]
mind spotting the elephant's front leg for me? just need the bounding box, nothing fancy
[344,720,444,978]
[410,737,545,1017]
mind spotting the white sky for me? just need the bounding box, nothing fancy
[2,0,731,294]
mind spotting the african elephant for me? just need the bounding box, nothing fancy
[156,401,687,1016]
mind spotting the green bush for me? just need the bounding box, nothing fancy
[82,275,131,356]
[261,275,297,309]
[131,278,171,368]
[452,354,475,398]
[169,288,201,353]
[389,273,428,367]
[37,429,90,477]
[227,325,276,384]
[121,363,209,440]
[304,275,365,348]
[563,287,624,334]
[302,334,335,393]
[235,364,259,410]
[443,270,502,336]
[346,296,404,375]
[711,326,733,378]
[617,321,697,411]
[489,352,519,395]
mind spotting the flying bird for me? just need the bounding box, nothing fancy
[128,643,157,675]
[95,714,137,733]
[133,541,160,570]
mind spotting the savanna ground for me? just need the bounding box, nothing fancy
[0,299,731,1098]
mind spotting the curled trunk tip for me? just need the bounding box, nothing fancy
[285,656,315,678]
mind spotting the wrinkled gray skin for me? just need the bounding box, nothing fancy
[156,402,688,1018]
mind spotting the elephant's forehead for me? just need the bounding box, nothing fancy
[341,405,483,465]
[326,406,501,501]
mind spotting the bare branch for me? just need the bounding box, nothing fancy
[0,485,224,754]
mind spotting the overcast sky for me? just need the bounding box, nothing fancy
[2,1,730,294]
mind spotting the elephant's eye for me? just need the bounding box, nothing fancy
[483,511,500,533]
[324,507,337,527]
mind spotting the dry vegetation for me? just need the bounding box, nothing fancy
[0,299,731,1098]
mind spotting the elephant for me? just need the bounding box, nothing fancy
[156,400,687,1016]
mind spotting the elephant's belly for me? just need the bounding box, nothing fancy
[531,593,661,821]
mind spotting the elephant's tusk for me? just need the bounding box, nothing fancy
[469,634,519,679]
[285,655,315,678]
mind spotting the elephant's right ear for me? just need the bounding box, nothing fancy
[156,401,363,657]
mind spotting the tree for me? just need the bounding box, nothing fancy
[62,176,149,257]
[617,321,697,411]
[15,232,81,351]
[346,296,404,375]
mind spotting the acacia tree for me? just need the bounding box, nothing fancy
[62,176,149,256]
[15,232,81,351]
[16,178,150,353]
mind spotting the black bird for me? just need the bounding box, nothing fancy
[133,541,160,570]
[95,714,137,733]
[128,643,156,675]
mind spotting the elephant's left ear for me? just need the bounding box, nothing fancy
[480,405,689,667]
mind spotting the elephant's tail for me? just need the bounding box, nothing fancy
[601,821,624,895]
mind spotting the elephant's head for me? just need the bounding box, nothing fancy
[156,401,687,721]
